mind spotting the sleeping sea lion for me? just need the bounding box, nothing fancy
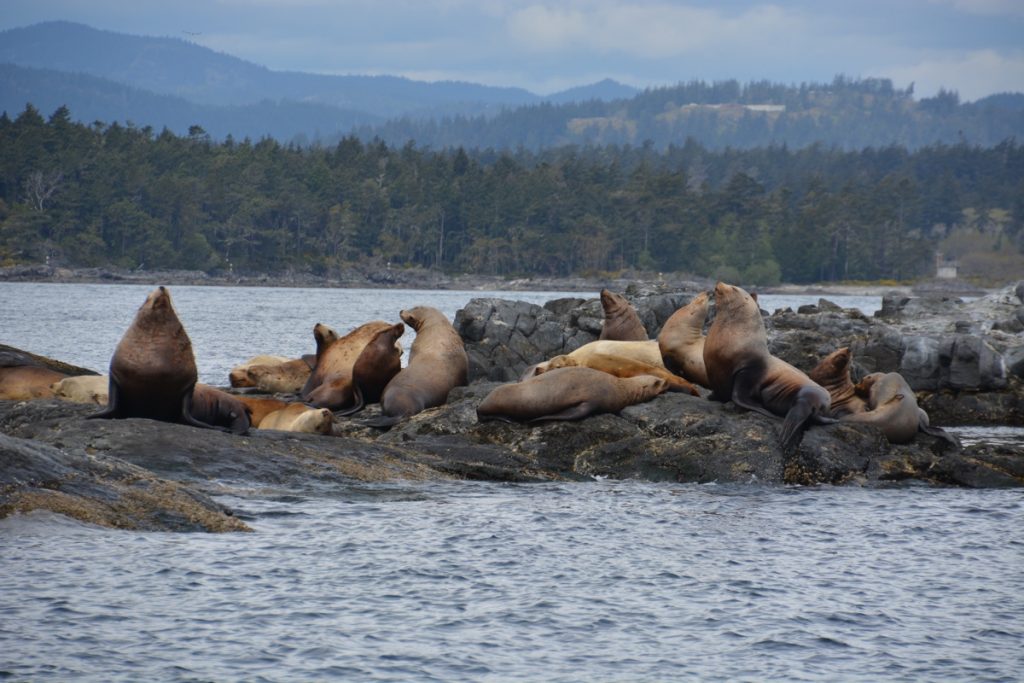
[302,320,392,410]
[258,403,334,434]
[843,372,959,446]
[533,352,699,395]
[373,306,468,424]
[807,347,867,418]
[523,340,664,379]
[657,291,710,387]
[51,374,110,405]
[336,322,404,417]
[191,384,252,434]
[233,395,293,427]
[229,355,291,387]
[88,286,214,429]
[0,365,68,400]
[477,366,669,422]
[242,358,315,394]
[704,282,835,451]
[599,289,648,341]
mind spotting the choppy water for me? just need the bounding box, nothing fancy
[2,282,1022,682]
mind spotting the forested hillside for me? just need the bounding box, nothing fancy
[2,104,1021,285]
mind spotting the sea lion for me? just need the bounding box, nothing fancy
[524,340,664,379]
[657,291,710,387]
[241,358,314,394]
[233,395,293,427]
[191,384,252,434]
[599,289,648,341]
[302,320,392,410]
[807,347,867,418]
[88,286,214,429]
[534,352,699,396]
[704,282,835,451]
[336,322,405,417]
[477,366,669,422]
[843,372,958,445]
[229,355,291,387]
[258,403,334,434]
[374,306,468,423]
[0,365,68,400]
[51,374,110,405]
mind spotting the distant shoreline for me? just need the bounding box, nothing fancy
[0,263,995,298]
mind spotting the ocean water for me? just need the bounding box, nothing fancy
[2,282,1022,682]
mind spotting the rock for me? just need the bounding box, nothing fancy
[0,431,249,532]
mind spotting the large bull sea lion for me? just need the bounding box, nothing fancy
[599,289,647,341]
[843,372,958,445]
[657,291,710,387]
[704,282,835,451]
[477,366,669,422]
[372,306,468,424]
[336,322,404,417]
[88,286,215,429]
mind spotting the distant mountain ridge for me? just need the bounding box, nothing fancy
[0,21,636,119]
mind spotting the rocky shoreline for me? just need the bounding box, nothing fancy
[2,280,1022,533]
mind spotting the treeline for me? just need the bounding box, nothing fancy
[353,77,1024,152]
[1,104,1022,285]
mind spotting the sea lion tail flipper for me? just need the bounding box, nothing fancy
[918,420,961,448]
[334,386,366,417]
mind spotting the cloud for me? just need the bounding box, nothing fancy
[505,2,803,60]
[877,48,1024,100]
[927,0,1024,18]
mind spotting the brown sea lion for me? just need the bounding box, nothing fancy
[599,289,648,341]
[336,322,405,417]
[704,282,835,451]
[0,365,68,400]
[807,347,867,418]
[191,384,252,434]
[242,358,314,394]
[233,395,293,427]
[843,372,958,445]
[258,403,334,434]
[535,352,699,396]
[657,291,710,387]
[51,374,110,405]
[373,306,468,424]
[88,286,214,429]
[524,340,664,379]
[477,366,669,422]
[301,320,392,410]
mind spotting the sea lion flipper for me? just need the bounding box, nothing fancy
[527,402,594,422]
[86,378,121,419]
[730,371,776,420]
[918,416,961,447]
[334,385,366,417]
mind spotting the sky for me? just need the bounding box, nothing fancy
[1,0,1023,101]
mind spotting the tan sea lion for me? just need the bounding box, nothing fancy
[302,320,392,410]
[477,366,669,422]
[524,340,664,379]
[373,306,468,424]
[233,395,293,427]
[51,374,110,405]
[843,372,958,445]
[599,289,648,341]
[535,352,699,395]
[88,286,214,429]
[704,282,835,451]
[808,347,867,418]
[657,291,710,387]
[229,355,291,387]
[259,403,334,434]
[191,384,252,434]
[0,365,68,400]
[242,358,314,394]
[336,322,405,417]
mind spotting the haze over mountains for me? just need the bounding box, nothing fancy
[1,21,1022,150]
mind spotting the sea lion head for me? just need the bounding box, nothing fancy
[600,289,627,313]
[312,323,340,354]
[399,307,426,331]
[814,347,851,379]
[712,282,761,327]
[543,355,578,372]
[629,373,670,399]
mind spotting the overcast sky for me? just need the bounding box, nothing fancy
[2,0,1022,101]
